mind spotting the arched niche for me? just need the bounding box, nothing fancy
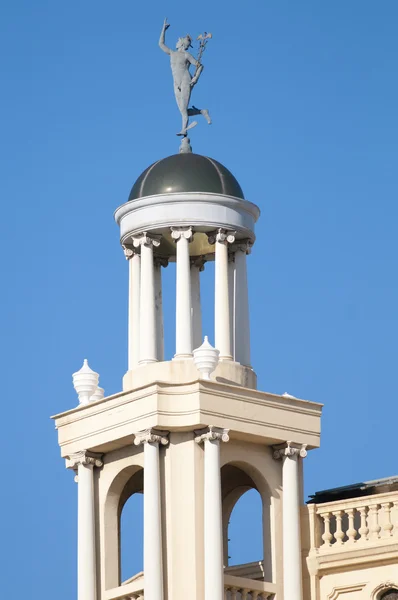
[103,463,144,590]
[221,461,273,583]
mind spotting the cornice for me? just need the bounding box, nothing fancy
[114,191,261,223]
[198,408,320,439]
[53,379,322,456]
[313,541,398,573]
[51,379,323,424]
[55,404,320,454]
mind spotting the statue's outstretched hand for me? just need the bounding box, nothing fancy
[163,18,170,30]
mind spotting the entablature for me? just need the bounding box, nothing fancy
[52,379,322,457]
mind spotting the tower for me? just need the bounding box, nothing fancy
[52,22,322,600]
[53,149,322,600]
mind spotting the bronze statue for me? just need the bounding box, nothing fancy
[159,19,212,137]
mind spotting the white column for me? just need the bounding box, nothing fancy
[191,257,205,349]
[274,442,307,600]
[134,430,169,600]
[133,233,160,364]
[67,451,103,600]
[234,242,252,367]
[124,247,141,370]
[196,427,229,600]
[154,258,167,362]
[228,254,236,360]
[171,227,193,358]
[210,229,235,360]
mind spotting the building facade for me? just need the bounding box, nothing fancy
[52,151,398,600]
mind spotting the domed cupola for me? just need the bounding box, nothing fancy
[129,153,245,201]
[115,152,259,259]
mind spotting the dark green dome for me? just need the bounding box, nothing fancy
[129,153,245,201]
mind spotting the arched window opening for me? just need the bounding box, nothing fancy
[380,591,398,600]
[119,468,144,584]
[221,463,272,582]
[228,488,263,566]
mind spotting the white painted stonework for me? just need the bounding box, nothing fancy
[53,161,398,600]
[114,192,260,246]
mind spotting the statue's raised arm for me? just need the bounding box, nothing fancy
[159,18,171,55]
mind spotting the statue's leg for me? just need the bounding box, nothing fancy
[190,106,212,125]
[176,84,191,135]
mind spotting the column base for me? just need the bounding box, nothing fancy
[219,355,233,361]
[139,359,158,366]
[173,354,193,360]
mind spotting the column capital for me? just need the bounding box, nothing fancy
[194,425,230,444]
[134,428,169,446]
[122,244,137,260]
[154,256,169,268]
[207,228,236,245]
[171,226,194,241]
[190,256,206,271]
[272,441,307,460]
[132,232,162,248]
[231,239,253,255]
[66,450,103,470]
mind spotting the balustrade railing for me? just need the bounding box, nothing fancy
[308,490,398,552]
[104,572,276,600]
[224,560,265,581]
[224,574,276,600]
[104,576,144,600]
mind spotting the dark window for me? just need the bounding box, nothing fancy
[381,591,398,600]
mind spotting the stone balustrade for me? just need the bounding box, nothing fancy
[308,490,398,552]
[104,572,276,600]
[224,560,265,581]
[104,577,144,600]
[224,574,277,600]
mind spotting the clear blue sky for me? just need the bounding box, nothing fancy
[1,0,397,595]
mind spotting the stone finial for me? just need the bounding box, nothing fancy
[72,359,99,405]
[90,386,105,402]
[193,336,220,380]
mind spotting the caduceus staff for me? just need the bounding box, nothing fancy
[159,18,212,137]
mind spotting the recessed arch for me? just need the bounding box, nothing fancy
[103,463,144,590]
[221,461,273,582]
